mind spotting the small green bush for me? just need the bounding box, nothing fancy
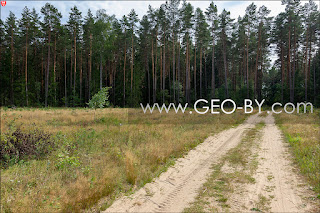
[87,87,111,110]
[87,87,111,120]
[55,153,80,170]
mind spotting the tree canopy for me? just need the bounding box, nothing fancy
[1,0,319,107]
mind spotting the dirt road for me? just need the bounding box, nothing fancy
[228,113,318,212]
[103,113,317,212]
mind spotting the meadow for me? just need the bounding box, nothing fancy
[0,107,249,212]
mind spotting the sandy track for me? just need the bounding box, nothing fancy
[103,114,261,213]
[242,113,318,212]
[228,113,318,212]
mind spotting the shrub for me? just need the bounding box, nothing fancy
[0,128,54,167]
[87,87,110,110]
[87,87,111,120]
[55,153,80,170]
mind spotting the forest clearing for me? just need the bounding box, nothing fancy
[1,0,320,212]
[0,107,248,212]
[1,108,319,212]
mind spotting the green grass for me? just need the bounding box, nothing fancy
[274,110,320,195]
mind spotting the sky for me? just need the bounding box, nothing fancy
[1,0,319,24]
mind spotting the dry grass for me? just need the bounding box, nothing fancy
[274,110,320,195]
[258,111,268,117]
[0,107,249,212]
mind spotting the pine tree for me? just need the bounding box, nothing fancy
[0,20,4,104]
[59,25,69,107]
[273,12,287,103]
[180,1,194,104]
[147,6,159,104]
[282,0,300,102]
[120,15,129,106]
[30,8,41,105]
[19,7,32,106]
[219,9,233,99]
[195,7,209,98]
[139,15,151,103]
[5,12,17,105]
[41,3,62,107]
[301,0,318,101]
[168,0,180,103]
[83,9,94,102]
[243,3,257,98]
[1,1,319,108]
[128,9,139,106]
[206,2,218,98]
[67,6,82,106]
[255,6,271,100]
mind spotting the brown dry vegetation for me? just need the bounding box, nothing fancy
[0,107,249,212]
[274,110,320,195]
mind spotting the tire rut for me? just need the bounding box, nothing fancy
[242,113,319,212]
[103,114,261,213]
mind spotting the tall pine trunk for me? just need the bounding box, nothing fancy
[172,33,175,103]
[304,27,309,101]
[293,25,297,102]
[100,53,102,90]
[242,42,246,87]
[155,32,158,102]
[73,32,77,106]
[204,51,207,96]
[160,46,162,101]
[288,18,293,103]
[11,28,14,105]
[41,46,44,97]
[200,47,203,98]
[88,34,92,100]
[313,61,316,104]
[211,35,215,98]
[53,33,57,104]
[152,37,155,103]
[25,27,28,106]
[45,28,51,107]
[281,43,284,104]
[113,59,116,104]
[222,30,229,99]
[186,38,189,103]
[254,23,261,99]
[147,53,150,104]
[246,31,249,98]
[163,36,165,104]
[123,41,127,107]
[188,39,191,104]
[307,34,312,101]
[80,49,83,105]
[194,46,196,101]
[70,44,73,95]
[131,33,134,106]
[177,41,180,103]
[64,48,67,107]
